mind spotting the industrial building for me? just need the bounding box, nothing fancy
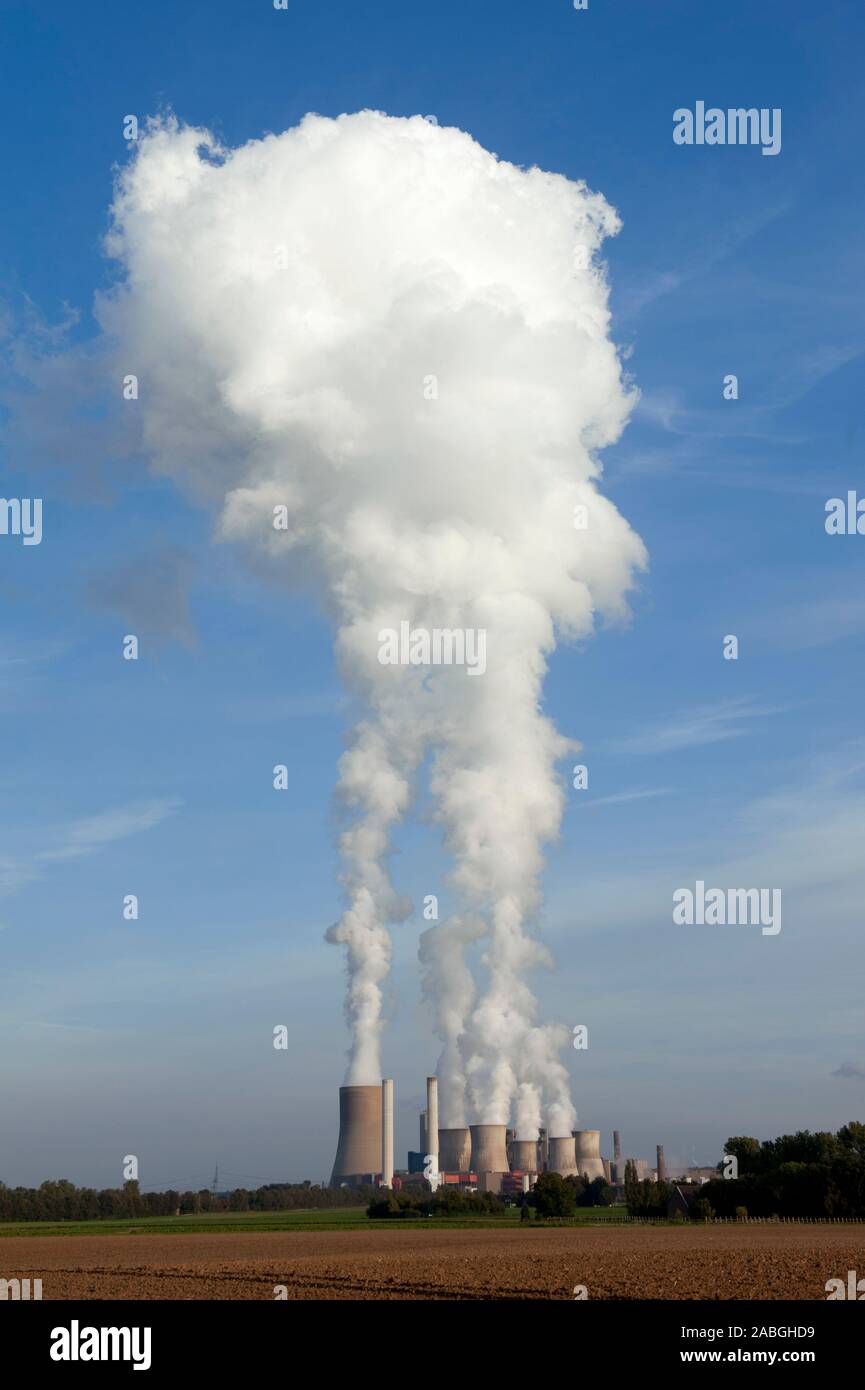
[329,1074,619,1192]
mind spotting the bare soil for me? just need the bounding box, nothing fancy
[4,1225,864,1300]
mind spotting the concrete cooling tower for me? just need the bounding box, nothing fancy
[469,1124,509,1174]
[510,1139,539,1172]
[573,1130,605,1181]
[330,1085,382,1185]
[439,1128,471,1172]
[547,1136,578,1176]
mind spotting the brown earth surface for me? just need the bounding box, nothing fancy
[4,1225,865,1300]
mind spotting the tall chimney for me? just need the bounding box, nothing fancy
[656,1144,667,1183]
[613,1129,622,1184]
[420,1110,427,1155]
[426,1077,440,1177]
[538,1127,549,1168]
[381,1078,394,1188]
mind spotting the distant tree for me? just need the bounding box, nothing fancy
[533,1172,576,1219]
[367,1193,401,1219]
[122,1180,142,1218]
[624,1159,640,1211]
[566,1174,588,1204]
[587,1177,614,1207]
[690,1198,714,1223]
[837,1122,865,1159]
[723,1137,762,1176]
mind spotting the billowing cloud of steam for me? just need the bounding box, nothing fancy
[418,913,485,1128]
[96,110,646,1126]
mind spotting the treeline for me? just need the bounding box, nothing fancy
[623,1162,676,1218]
[700,1123,865,1220]
[525,1172,614,1218]
[368,1187,506,1218]
[368,1172,615,1220]
[0,1179,372,1223]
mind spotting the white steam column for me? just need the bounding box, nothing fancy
[426,1076,440,1189]
[381,1078,394,1188]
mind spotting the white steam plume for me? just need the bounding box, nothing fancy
[97,110,647,1101]
[418,914,485,1128]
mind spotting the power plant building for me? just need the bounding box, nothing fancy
[330,1073,610,1196]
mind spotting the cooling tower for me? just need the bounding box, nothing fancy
[547,1136,578,1176]
[330,1085,382,1186]
[469,1124,509,1174]
[438,1128,471,1172]
[573,1130,605,1181]
[510,1139,539,1172]
[381,1079,394,1188]
[426,1077,439,1173]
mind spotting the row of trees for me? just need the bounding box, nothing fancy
[701,1124,865,1219]
[0,1178,371,1222]
[623,1162,674,1217]
[367,1171,614,1220]
[621,1165,715,1222]
[620,1124,865,1221]
[525,1172,614,1218]
[368,1187,506,1218]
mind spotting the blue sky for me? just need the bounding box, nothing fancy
[1,0,864,1190]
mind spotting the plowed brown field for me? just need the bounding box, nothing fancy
[4,1225,865,1299]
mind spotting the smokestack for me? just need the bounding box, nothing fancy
[538,1127,549,1168]
[547,1136,578,1176]
[439,1128,471,1173]
[381,1079,394,1188]
[573,1130,605,1181]
[420,1110,427,1156]
[426,1077,439,1177]
[331,1085,382,1186]
[510,1139,540,1173]
[656,1145,667,1183]
[613,1129,622,1184]
[469,1124,509,1175]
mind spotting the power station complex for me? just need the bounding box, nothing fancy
[331,1077,615,1193]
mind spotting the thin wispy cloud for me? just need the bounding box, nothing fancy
[758,593,865,652]
[0,798,181,896]
[613,698,783,756]
[616,199,791,323]
[832,1063,865,1081]
[580,788,672,809]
